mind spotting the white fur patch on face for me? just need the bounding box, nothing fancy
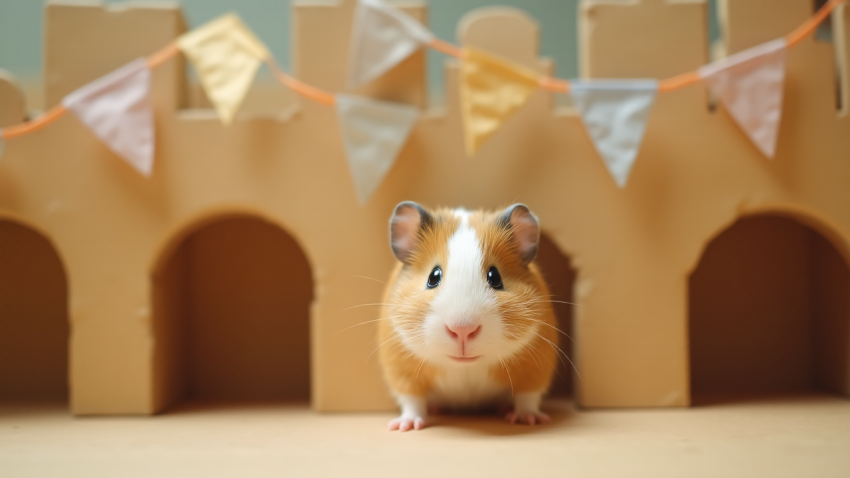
[423,209,502,365]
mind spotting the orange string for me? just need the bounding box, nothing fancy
[147,42,179,69]
[267,60,336,107]
[432,0,844,94]
[429,38,463,58]
[786,0,844,47]
[539,76,571,94]
[658,71,702,92]
[1,0,845,141]
[2,104,67,139]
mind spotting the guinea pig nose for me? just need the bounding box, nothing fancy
[445,324,481,342]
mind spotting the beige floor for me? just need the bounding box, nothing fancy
[1,394,849,478]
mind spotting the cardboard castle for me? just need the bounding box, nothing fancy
[0,0,848,415]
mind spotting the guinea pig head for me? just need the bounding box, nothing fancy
[387,201,544,367]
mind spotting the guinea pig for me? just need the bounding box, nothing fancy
[379,201,559,431]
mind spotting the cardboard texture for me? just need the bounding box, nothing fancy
[0,0,849,415]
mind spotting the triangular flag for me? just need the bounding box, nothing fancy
[336,94,419,204]
[460,47,541,156]
[699,38,787,158]
[571,80,658,188]
[348,0,434,88]
[62,58,154,176]
[177,14,270,124]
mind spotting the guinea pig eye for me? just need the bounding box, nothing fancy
[427,266,442,289]
[487,266,504,290]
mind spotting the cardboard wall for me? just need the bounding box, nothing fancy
[0,0,849,414]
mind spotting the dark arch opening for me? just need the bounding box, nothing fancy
[689,215,850,403]
[0,220,69,405]
[535,232,577,399]
[153,216,313,412]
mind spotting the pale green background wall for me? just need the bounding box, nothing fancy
[0,0,721,105]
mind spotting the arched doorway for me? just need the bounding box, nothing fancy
[689,215,850,402]
[0,220,69,404]
[535,232,577,398]
[153,216,313,411]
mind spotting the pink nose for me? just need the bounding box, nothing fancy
[446,324,481,343]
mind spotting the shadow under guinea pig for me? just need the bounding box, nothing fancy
[422,398,576,437]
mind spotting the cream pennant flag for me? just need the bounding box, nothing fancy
[62,58,154,176]
[460,47,541,156]
[699,38,787,158]
[571,80,658,188]
[178,14,270,124]
[348,0,434,88]
[336,94,419,204]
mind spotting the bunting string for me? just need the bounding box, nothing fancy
[0,0,844,195]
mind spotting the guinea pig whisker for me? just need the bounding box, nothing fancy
[342,302,405,311]
[519,342,545,373]
[532,299,577,306]
[532,332,581,380]
[363,332,407,365]
[512,317,575,343]
[496,353,514,396]
[414,347,435,382]
[336,318,393,334]
[348,274,388,285]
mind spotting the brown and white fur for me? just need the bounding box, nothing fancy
[379,202,559,431]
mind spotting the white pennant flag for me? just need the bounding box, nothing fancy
[336,94,419,204]
[699,38,787,158]
[348,0,434,88]
[571,80,658,188]
[62,58,154,176]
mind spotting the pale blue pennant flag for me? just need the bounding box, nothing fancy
[348,0,434,88]
[336,94,420,204]
[571,80,658,188]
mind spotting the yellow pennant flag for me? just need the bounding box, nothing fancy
[177,14,270,124]
[460,47,541,155]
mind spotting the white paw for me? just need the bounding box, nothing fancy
[505,411,551,426]
[388,415,427,432]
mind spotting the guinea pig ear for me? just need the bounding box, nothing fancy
[498,204,540,264]
[389,201,433,264]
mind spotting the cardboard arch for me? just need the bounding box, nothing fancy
[683,203,850,277]
[688,210,850,400]
[150,207,318,279]
[0,217,70,402]
[152,211,315,412]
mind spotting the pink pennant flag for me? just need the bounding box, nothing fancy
[62,58,155,176]
[699,38,787,158]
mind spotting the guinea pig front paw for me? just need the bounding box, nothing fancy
[504,410,551,426]
[388,415,427,432]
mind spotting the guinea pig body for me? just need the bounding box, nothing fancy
[379,202,559,431]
